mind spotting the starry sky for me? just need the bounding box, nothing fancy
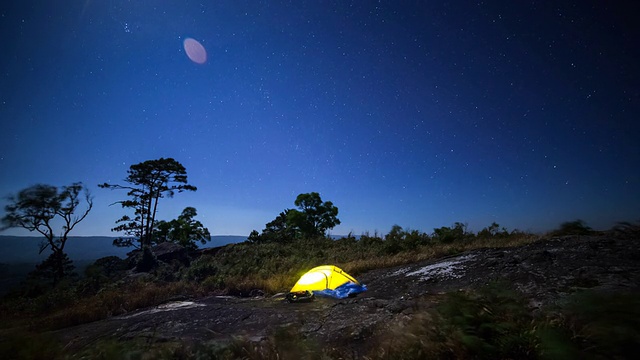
[1,1,638,238]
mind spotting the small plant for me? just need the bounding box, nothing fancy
[611,220,640,239]
[374,283,539,359]
[436,283,539,359]
[135,246,158,272]
[432,222,472,243]
[540,290,640,359]
[0,330,63,359]
[549,219,594,237]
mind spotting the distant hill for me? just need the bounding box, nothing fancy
[0,235,248,264]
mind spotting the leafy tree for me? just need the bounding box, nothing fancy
[386,224,405,241]
[1,183,93,284]
[249,192,341,242]
[248,209,297,243]
[383,225,430,253]
[287,192,340,238]
[432,222,469,243]
[477,222,509,239]
[247,230,261,243]
[99,158,196,249]
[30,252,76,285]
[265,209,298,241]
[384,224,405,254]
[153,206,211,250]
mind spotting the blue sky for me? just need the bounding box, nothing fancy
[1,0,638,237]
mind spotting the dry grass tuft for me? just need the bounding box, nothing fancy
[40,280,203,330]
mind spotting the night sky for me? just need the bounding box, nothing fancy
[1,1,638,237]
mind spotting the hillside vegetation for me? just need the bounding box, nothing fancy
[1,220,638,359]
[1,222,535,327]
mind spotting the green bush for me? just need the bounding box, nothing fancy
[0,330,63,360]
[383,225,430,254]
[432,222,471,243]
[541,291,640,359]
[436,283,538,359]
[374,283,539,359]
[376,284,640,360]
[184,255,219,282]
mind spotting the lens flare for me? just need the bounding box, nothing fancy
[183,38,207,64]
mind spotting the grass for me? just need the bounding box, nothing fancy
[372,285,640,360]
[45,280,204,330]
[538,290,640,359]
[187,231,539,296]
[0,279,205,332]
[373,282,539,359]
[0,330,63,360]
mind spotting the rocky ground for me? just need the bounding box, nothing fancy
[55,234,640,355]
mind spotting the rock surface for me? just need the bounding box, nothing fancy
[55,235,640,354]
[152,242,190,265]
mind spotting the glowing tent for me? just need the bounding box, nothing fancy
[289,265,367,299]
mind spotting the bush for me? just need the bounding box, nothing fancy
[432,222,470,243]
[135,246,158,272]
[375,285,640,360]
[611,220,640,239]
[549,220,593,237]
[436,283,538,359]
[0,330,63,359]
[375,283,539,359]
[540,291,640,359]
[80,256,128,295]
[383,225,430,254]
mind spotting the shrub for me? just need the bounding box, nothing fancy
[135,246,158,272]
[611,220,640,239]
[549,219,593,237]
[436,283,538,359]
[432,222,471,243]
[80,256,128,295]
[374,283,539,359]
[540,290,640,359]
[0,330,63,359]
[375,285,640,360]
[477,222,510,239]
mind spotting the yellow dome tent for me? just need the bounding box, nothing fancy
[290,265,361,293]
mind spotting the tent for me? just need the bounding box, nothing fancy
[289,265,367,299]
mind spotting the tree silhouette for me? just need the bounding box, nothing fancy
[153,207,211,250]
[99,158,196,249]
[251,192,341,242]
[1,182,93,284]
[287,192,341,238]
[253,209,298,243]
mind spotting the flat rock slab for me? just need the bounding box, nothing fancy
[360,235,640,306]
[58,294,394,352]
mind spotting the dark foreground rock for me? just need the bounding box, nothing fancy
[55,234,640,355]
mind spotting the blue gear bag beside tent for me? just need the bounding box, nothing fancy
[313,282,368,299]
